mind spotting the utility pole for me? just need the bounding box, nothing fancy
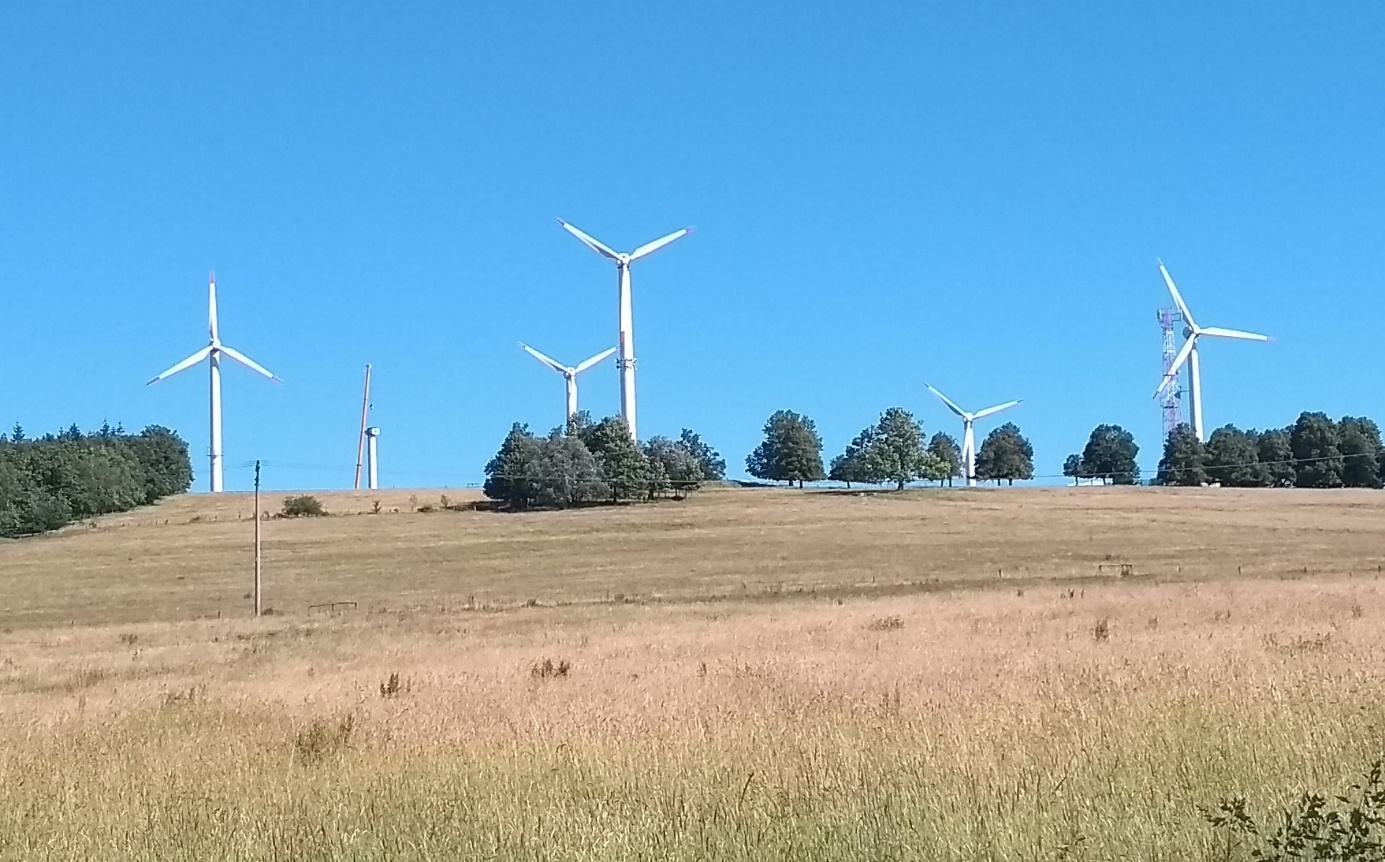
[253,460,262,617]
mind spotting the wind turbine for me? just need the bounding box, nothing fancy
[1152,260,1271,442]
[520,342,617,425]
[148,273,281,493]
[556,219,691,441]
[926,384,1022,487]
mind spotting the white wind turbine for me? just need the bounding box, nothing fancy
[148,273,281,493]
[520,342,617,425]
[926,384,1022,488]
[557,219,692,441]
[1153,260,1271,442]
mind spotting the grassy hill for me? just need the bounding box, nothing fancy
[2,486,1384,860]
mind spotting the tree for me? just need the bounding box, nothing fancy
[1156,424,1206,486]
[1204,425,1264,487]
[675,429,725,481]
[0,423,193,537]
[534,431,606,508]
[1257,428,1296,487]
[1338,416,1383,489]
[861,407,934,491]
[126,426,194,502]
[565,410,594,439]
[829,427,876,488]
[1062,453,1084,483]
[483,424,544,509]
[1079,424,1140,485]
[974,422,1034,485]
[645,436,704,497]
[1290,412,1344,488]
[746,410,824,488]
[928,432,962,487]
[581,417,653,502]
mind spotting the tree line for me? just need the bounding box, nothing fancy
[1155,413,1385,488]
[747,408,1036,488]
[0,423,194,537]
[482,413,725,510]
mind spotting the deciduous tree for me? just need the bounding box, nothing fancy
[1339,416,1383,489]
[1156,424,1206,486]
[1256,428,1296,487]
[1079,424,1140,485]
[1204,425,1264,487]
[675,429,725,481]
[975,422,1034,485]
[746,410,825,488]
[1290,412,1343,488]
[928,432,962,486]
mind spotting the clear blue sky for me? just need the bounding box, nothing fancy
[2,2,1382,490]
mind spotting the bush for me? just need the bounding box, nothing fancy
[1206,759,1385,861]
[282,495,326,517]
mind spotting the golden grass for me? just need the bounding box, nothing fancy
[2,487,1385,859]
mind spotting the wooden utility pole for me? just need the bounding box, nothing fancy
[353,364,372,490]
[253,460,262,617]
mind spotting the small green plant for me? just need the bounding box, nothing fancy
[1206,759,1385,861]
[282,495,326,517]
[1093,618,1110,642]
[370,500,382,515]
[530,658,571,680]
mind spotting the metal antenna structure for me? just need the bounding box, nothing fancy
[1158,307,1184,440]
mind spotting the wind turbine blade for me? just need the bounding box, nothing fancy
[219,345,281,383]
[208,272,219,342]
[147,346,212,384]
[573,346,618,374]
[925,384,969,419]
[1157,261,1198,330]
[1198,326,1272,343]
[629,228,692,261]
[556,219,621,261]
[1153,336,1196,398]
[521,343,569,374]
[972,400,1022,420]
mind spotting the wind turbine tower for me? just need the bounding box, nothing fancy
[1158,307,1184,441]
[148,273,281,493]
[1152,261,1271,442]
[520,343,617,426]
[926,384,1022,488]
[556,219,692,441]
[365,427,380,491]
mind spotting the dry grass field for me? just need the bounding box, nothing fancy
[3,486,1385,860]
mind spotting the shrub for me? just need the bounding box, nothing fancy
[281,495,326,517]
[293,714,355,764]
[530,658,571,679]
[1206,760,1385,861]
[867,615,904,632]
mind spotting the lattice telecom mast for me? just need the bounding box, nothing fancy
[1158,307,1184,439]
